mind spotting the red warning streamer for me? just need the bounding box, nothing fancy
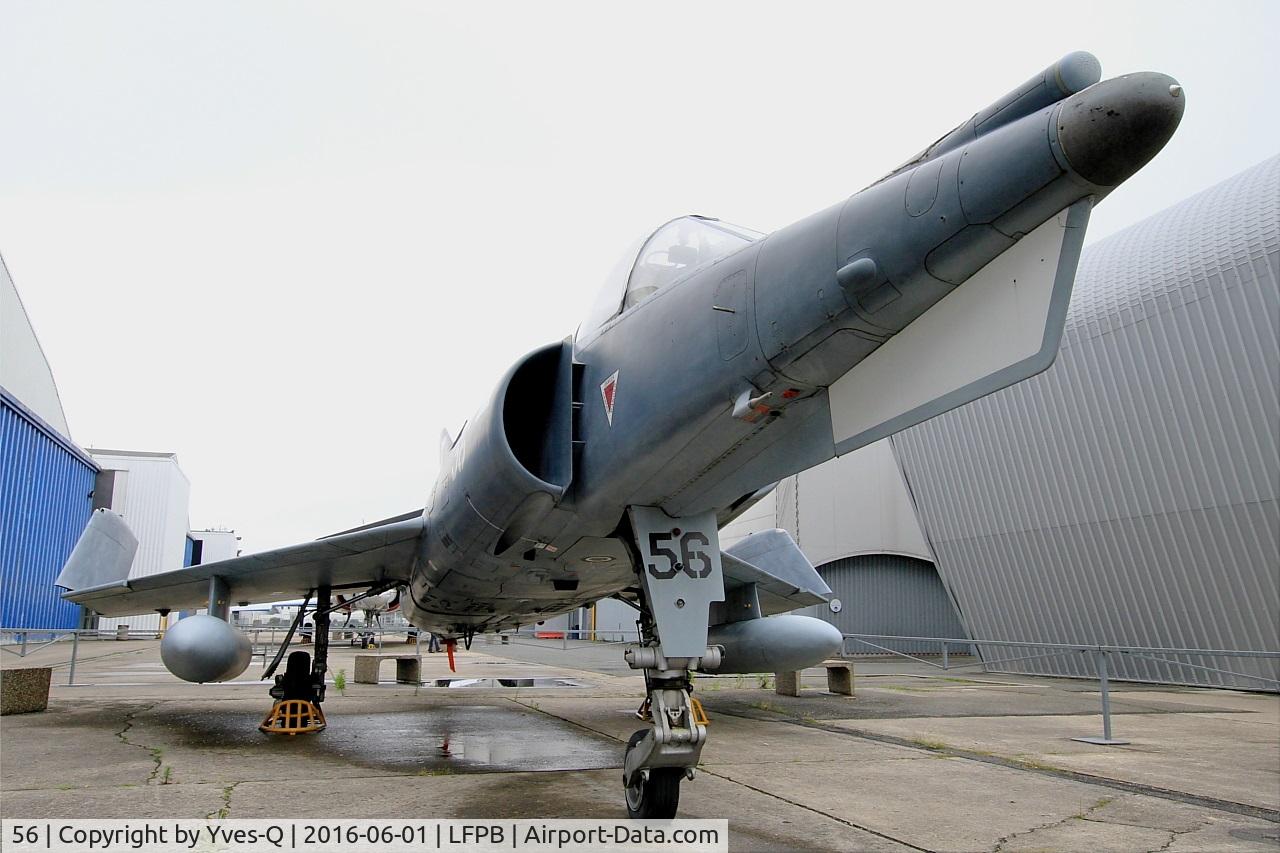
[445,639,456,673]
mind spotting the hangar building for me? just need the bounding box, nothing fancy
[1,256,239,632]
[720,441,965,656]
[0,254,97,630]
[891,156,1279,689]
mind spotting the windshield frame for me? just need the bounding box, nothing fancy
[577,216,763,344]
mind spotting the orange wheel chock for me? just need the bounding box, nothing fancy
[259,699,327,735]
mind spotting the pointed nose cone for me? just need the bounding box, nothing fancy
[1056,72,1185,187]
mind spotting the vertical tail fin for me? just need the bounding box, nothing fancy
[55,509,137,592]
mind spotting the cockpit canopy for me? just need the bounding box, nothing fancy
[581,215,763,337]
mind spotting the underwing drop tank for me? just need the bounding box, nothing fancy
[159,613,252,683]
[708,614,844,674]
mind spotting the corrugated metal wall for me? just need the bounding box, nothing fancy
[90,451,192,632]
[891,157,1280,690]
[798,554,967,654]
[1,388,97,629]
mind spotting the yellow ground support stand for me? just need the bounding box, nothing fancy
[634,696,710,725]
[259,699,327,735]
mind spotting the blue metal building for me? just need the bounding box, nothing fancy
[1,386,98,629]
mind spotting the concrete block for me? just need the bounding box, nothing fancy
[826,662,853,695]
[1,667,52,715]
[353,655,381,684]
[355,655,421,684]
[775,670,801,696]
[394,657,421,684]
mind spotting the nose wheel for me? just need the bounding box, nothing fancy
[624,730,683,819]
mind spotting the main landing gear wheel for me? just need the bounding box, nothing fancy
[624,730,681,819]
[261,586,332,736]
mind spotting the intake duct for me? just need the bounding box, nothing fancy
[502,342,573,489]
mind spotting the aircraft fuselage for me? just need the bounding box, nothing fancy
[403,69,1185,636]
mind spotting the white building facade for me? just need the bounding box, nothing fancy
[720,440,966,654]
[88,450,193,631]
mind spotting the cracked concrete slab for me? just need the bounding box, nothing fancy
[1165,817,1280,852]
[0,782,227,819]
[1089,794,1212,833]
[230,770,913,852]
[1103,691,1279,716]
[695,682,1183,722]
[505,695,926,765]
[130,699,621,782]
[712,753,1114,852]
[3,638,1277,853]
[824,709,1280,810]
[1,703,164,790]
[996,815,1172,852]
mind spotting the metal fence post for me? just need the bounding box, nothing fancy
[1099,650,1114,740]
[942,641,949,670]
[68,630,79,685]
[19,632,27,657]
[1072,648,1129,745]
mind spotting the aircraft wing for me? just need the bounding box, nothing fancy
[721,528,831,615]
[56,509,424,617]
[827,200,1090,455]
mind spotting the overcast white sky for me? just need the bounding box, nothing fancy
[2,1,1277,554]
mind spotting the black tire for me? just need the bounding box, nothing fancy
[281,651,313,701]
[623,729,682,819]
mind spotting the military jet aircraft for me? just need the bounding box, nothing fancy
[56,52,1183,818]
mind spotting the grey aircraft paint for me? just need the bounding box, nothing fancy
[59,52,1185,672]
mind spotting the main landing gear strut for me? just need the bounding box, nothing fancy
[621,507,725,819]
[260,586,333,734]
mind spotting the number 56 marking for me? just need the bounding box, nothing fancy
[646,531,712,579]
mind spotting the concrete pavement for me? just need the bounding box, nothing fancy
[1,636,1276,851]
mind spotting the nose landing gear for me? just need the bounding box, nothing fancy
[620,507,726,819]
[624,730,685,818]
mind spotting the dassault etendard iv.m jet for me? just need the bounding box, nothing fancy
[56,52,1183,818]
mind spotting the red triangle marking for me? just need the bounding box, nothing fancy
[600,371,619,424]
